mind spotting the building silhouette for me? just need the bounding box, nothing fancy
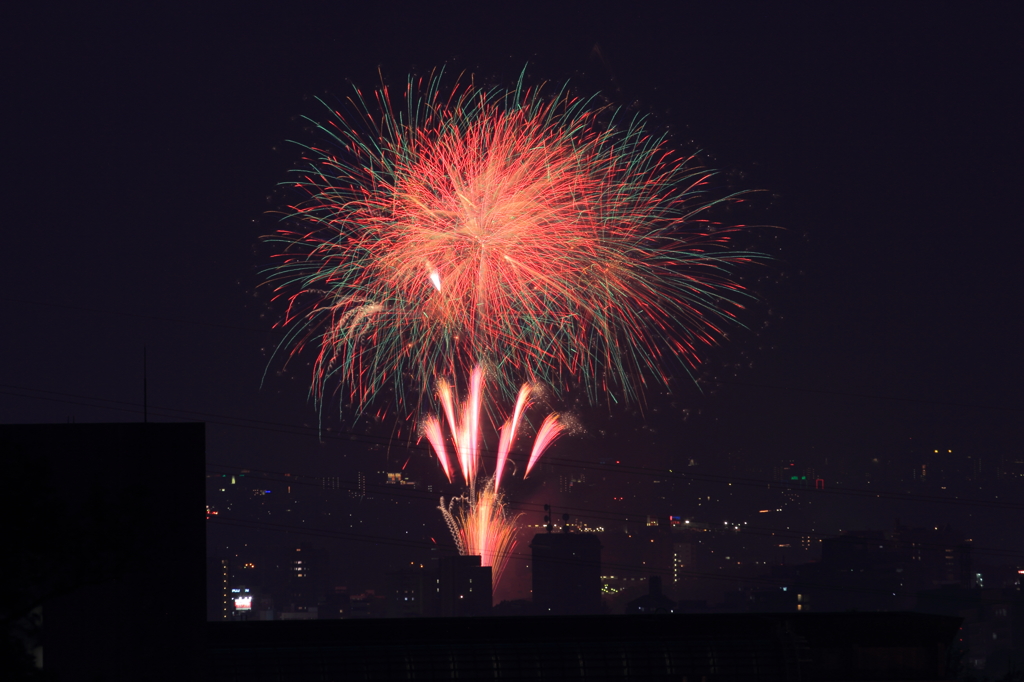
[385,565,437,617]
[530,532,602,615]
[625,576,677,614]
[1,422,206,681]
[438,555,492,617]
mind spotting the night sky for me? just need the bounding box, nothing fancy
[5,4,1022,596]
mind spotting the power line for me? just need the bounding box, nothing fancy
[0,296,280,335]
[705,376,1024,413]
[205,465,1024,561]
[7,382,1022,516]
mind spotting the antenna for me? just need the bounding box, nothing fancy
[143,346,148,423]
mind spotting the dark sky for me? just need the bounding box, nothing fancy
[4,3,1022,562]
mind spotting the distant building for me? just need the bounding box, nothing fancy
[672,540,695,586]
[384,471,418,488]
[916,585,1024,678]
[386,566,437,617]
[207,557,232,620]
[531,532,602,615]
[228,585,271,621]
[773,460,817,487]
[319,587,350,619]
[264,542,330,616]
[625,576,676,614]
[438,555,492,617]
[761,522,975,614]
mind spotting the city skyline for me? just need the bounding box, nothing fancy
[5,0,1022,625]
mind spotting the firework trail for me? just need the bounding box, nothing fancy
[493,382,531,492]
[426,364,562,587]
[263,69,761,413]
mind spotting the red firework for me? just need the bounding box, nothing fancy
[265,70,760,411]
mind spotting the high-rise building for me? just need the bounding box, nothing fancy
[438,555,492,617]
[269,542,330,614]
[672,541,695,586]
[207,557,231,620]
[386,566,437,617]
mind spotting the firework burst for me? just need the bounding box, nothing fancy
[263,69,761,413]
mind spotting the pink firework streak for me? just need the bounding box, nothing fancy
[425,365,563,587]
[524,413,564,479]
[493,383,532,492]
[434,365,486,487]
